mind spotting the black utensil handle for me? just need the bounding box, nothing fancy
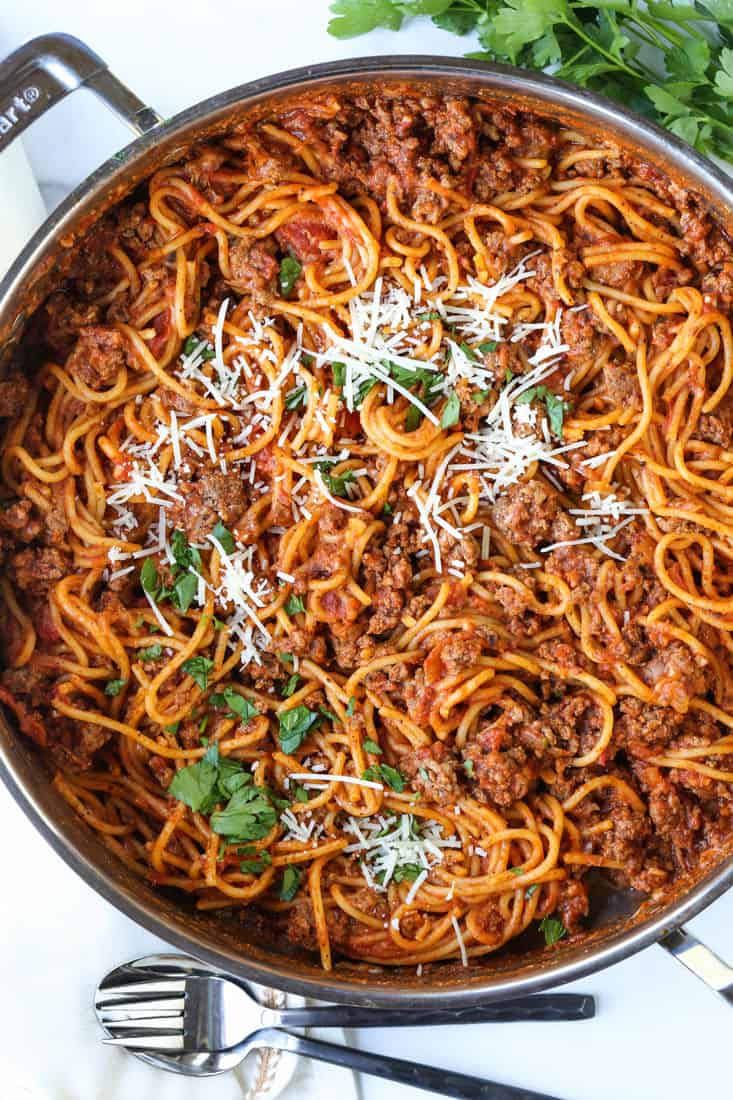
[0,33,160,154]
[276,992,594,1029]
[253,1028,565,1100]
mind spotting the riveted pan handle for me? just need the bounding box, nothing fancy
[0,33,161,155]
[659,927,733,1006]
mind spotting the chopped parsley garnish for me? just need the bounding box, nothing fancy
[164,721,180,734]
[363,738,382,755]
[280,865,302,901]
[285,594,306,616]
[459,341,478,362]
[183,335,215,360]
[405,403,423,432]
[182,655,214,691]
[141,531,203,613]
[384,360,443,424]
[362,763,406,791]
[172,572,198,613]
[210,784,278,842]
[168,742,266,819]
[515,385,567,438]
[211,521,235,554]
[104,678,126,697]
[278,256,302,298]
[382,502,393,516]
[479,341,498,354]
[441,390,461,428]
[314,461,356,498]
[505,367,515,383]
[238,847,273,875]
[510,866,525,876]
[281,673,301,698]
[319,704,340,724]
[346,696,356,717]
[332,361,346,388]
[199,714,209,734]
[392,863,422,883]
[472,387,492,404]
[212,617,227,631]
[209,687,259,722]
[538,916,567,945]
[525,884,540,898]
[171,529,202,573]
[463,758,475,777]
[278,705,321,755]
[140,557,160,597]
[279,652,294,666]
[138,643,163,663]
[284,385,308,410]
[416,311,441,321]
[292,784,310,803]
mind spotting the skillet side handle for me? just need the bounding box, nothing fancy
[0,33,161,155]
[659,927,733,1006]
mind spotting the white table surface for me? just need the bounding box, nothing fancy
[1,3,732,1098]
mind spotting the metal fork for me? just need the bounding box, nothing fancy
[95,964,595,1038]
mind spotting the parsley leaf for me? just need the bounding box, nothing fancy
[140,557,159,597]
[538,916,567,945]
[182,655,214,691]
[327,0,408,37]
[172,571,198,613]
[315,461,356,497]
[281,673,301,698]
[280,864,302,901]
[171,529,201,574]
[346,696,356,717]
[392,863,422,883]
[138,643,163,663]
[515,384,566,438]
[362,738,382,755]
[210,784,278,842]
[238,847,272,875]
[362,763,406,791]
[278,705,320,755]
[279,255,302,297]
[168,743,223,812]
[479,341,498,354]
[464,758,475,777]
[332,361,346,388]
[104,678,126,697]
[211,521,235,554]
[210,687,259,722]
[183,335,215,360]
[441,390,461,428]
[284,385,308,410]
[285,594,306,615]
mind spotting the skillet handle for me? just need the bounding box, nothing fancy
[659,927,733,1006]
[0,33,161,155]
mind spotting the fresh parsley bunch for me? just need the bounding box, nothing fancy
[328,0,733,159]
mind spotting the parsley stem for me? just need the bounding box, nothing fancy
[564,15,642,80]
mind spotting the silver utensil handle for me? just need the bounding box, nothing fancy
[270,992,595,1029]
[250,1028,565,1100]
[0,33,161,154]
[659,927,733,1005]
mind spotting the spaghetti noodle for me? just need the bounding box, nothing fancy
[1,91,733,971]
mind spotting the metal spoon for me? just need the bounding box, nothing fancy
[95,954,595,1078]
